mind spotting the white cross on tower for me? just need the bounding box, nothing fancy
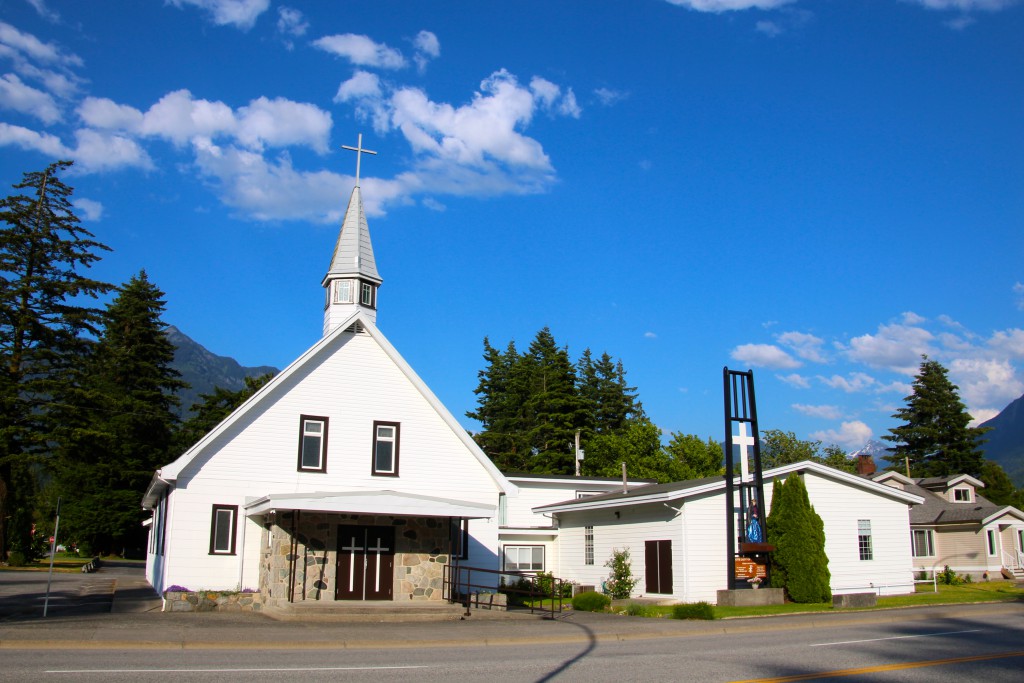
[734,422,756,482]
[341,133,377,186]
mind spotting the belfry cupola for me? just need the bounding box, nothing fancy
[322,134,382,335]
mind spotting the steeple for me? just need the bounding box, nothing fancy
[322,134,381,334]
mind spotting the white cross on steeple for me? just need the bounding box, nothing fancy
[735,422,756,482]
[341,133,377,186]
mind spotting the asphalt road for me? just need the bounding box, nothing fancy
[2,566,1022,682]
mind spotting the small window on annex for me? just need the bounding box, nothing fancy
[372,421,400,476]
[584,526,595,565]
[361,282,375,307]
[912,529,934,558]
[953,488,971,502]
[297,415,328,472]
[858,519,873,561]
[503,545,544,572]
[209,504,238,555]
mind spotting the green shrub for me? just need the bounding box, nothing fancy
[672,602,716,620]
[624,602,655,617]
[7,551,27,567]
[938,565,961,586]
[961,573,973,584]
[572,591,610,612]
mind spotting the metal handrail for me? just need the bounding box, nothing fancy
[442,564,568,619]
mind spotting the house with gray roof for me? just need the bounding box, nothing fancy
[874,472,1024,581]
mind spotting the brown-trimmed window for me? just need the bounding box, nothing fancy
[298,415,329,472]
[450,518,469,560]
[209,504,238,555]
[372,421,400,476]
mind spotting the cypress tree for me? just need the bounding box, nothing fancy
[883,357,989,478]
[767,473,831,603]
[0,161,112,558]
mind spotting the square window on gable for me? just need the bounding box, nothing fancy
[953,487,971,502]
[372,421,400,476]
[297,415,328,472]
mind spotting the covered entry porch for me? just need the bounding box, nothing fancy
[244,490,495,605]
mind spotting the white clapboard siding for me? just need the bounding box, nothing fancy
[156,328,506,592]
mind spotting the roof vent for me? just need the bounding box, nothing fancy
[344,321,365,334]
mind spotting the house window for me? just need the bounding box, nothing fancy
[361,282,374,307]
[209,504,238,555]
[912,529,934,558]
[450,519,469,560]
[334,279,353,304]
[498,493,507,526]
[858,520,873,561]
[297,416,328,472]
[372,421,400,475]
[953,488,971,502]
[503,545,544,572]
[987,529,997,556]
[1018,529,1024,553]
[584,526,594,565]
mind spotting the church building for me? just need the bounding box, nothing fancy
[143,140,517,604]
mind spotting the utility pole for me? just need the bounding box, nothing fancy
[574,429,583,476]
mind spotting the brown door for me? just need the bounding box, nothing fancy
[336,525,395,600]
[645,540,673,594]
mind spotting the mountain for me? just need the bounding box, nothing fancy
[166,326,278,418]
[978,394,1024,488]
[850,439,891,459]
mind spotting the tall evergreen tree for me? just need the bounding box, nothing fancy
[0,161,112,558]
[577,349,644,437]
[467,339,532,471]
[523,328,586,473]
[52,271,185,555]
[766,473,831,603]
[883,357,989,478]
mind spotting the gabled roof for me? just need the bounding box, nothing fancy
[505,472,658,486]
[321,185,381,286]
[917,474,985,490]
[899,481,1023,525]
[143,310,515,508]
[533,461,923,514]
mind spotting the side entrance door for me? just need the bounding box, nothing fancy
[335,525,395,600]
[645,540,673,594]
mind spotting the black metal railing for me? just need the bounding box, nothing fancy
[443,564,569,619]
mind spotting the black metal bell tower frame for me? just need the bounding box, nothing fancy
[723,367,770,590]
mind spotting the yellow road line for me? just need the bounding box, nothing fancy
[731,650,1024,682]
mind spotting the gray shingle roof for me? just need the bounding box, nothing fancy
[905,481,1001,524]
[323,186,381,285]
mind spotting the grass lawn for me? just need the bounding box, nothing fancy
[612,581,1024,620]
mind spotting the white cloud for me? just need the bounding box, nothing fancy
[71,129,153,173]
[818,372,877,393]
[78,97,145,131]
[1014,282,1024,310]
[594,87,627,107]
[988,329,1024,358]
[0,21,77,64]
[313,33,406,69]
[140,90,235,145]
[413,30,440,72]
[0,121,65,156]
[27,0,60,23]
[793,404,844,420]
[969,408,999,427]
[276,7,308,38]
[0,73,61,123]
[906,1,1020,11]
[530,77,581,118]
[731,343,801,369]
[844,323,935,374]
[778,373,811,389]
[756,20,783,36]
[72,197,103,221]
[901,311,926,325]
[644,331,658,339]
[235,96,332,153]
[664,0,796,11]
[777,330,827,363]
[948,357,1024,415]
[168,0,270,30]
[810,420,873,450]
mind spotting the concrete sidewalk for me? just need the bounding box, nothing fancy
[2,566,1021,651]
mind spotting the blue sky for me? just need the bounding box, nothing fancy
[1,0,1022,451]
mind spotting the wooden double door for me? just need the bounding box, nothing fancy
[335,525,395,601]
[645,540,673,594]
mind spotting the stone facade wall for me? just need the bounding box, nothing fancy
[260,512,452,603]
[163,590,261,612]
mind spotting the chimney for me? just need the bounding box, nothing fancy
[856,454,877,477]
